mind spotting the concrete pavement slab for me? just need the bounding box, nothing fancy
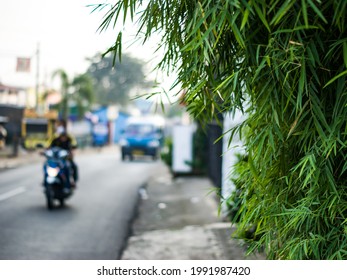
[122,163,266,260]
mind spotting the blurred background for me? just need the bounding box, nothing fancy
[0,0,241,260]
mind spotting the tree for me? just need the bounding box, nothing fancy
[52,70,94,120]
[52,69,69,120]
[94,1,347,259]
[86,53,154,106]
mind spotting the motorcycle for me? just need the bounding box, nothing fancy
[42,147,75,209]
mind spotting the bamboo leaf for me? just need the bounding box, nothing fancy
[270,0,296,26]
[307,0,328,24]
[253,1,270,32]
[343,42,347,68]
[301,0,309,27]
[324,70,347,88]
[229,20,246,49]
[241,7,250,31]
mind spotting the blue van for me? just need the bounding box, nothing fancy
[119,116,164,161]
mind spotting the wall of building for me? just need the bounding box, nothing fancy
[221,110,247,216]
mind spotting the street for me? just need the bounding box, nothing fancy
[0,147,161,259]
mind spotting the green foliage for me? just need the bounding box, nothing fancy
[86,53,154,106]
[225,154,247,224]
[72,74,95,118]
[95,0,347,259]
[160,126,208,175]
[226,153,263,245]
[52,70,94,119]
[160,137,173,168]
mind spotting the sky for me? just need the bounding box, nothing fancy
[0,0,169,92]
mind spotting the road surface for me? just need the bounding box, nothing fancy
[0,147,160,259]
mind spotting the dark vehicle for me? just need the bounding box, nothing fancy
[42,147,75,209]
[120,116,165,161]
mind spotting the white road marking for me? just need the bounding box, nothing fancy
[0,187,26,202]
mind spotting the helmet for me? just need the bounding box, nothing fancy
[56,126,66,135]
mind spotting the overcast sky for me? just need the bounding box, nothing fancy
[0,0,164,89]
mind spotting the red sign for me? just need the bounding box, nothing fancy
[16,57,31,72]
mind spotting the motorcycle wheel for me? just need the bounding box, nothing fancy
[59,198,65,207]
[46,186,54,210]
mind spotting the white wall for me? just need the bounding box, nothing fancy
[221,110,247,216]
[172,124,196,173]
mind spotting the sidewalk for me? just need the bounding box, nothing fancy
[121,163,266,260]
[0,145,41,170]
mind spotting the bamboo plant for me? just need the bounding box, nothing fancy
[93,0,347,259]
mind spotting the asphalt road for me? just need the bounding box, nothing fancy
[0,148,160,259]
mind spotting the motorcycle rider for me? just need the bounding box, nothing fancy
[49,120,78,189]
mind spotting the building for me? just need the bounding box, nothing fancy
[0,83,27,107]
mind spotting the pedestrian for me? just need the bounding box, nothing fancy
[0,125,7,150]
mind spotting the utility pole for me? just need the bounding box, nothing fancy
[35,42,40,113]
